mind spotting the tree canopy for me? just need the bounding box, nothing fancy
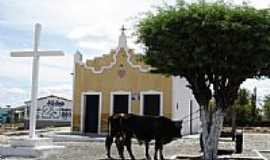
[136,1,270,159]
[137,1,270,109]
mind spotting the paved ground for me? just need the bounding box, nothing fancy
[45,133,270,160]
[244,134,270,151]
[45,139,199,160]
[1,133,270,160]
[261,153,270,160]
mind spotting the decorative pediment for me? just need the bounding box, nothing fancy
[129,50,152,71]
[76,28,153,74]
[85,50,116,72]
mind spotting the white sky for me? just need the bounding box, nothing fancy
[0,0,269,107]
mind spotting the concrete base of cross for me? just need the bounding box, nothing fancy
[0,137,64,158]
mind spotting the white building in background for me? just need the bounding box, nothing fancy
[172,76,201,135]
[24,95,72,128]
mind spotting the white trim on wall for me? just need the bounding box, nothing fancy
[77,48,153,74]
[140,90,163,116]
[72,51,82,132]
[80,93,85,134]
[80,91,102,135]
[110,91,132,116]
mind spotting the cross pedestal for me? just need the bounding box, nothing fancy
[1,137,64,158]
[0,23,65,158]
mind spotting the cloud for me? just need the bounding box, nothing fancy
[0,53,73,84]
[67,26,113,41]
[0,42,73,106]
[2,0,268,53]
[39,84,72,100]
[0,84,72,107]
[0,0,269,107]
[241,78,270,107]
[0,86,28,106]
[0,0,164,33]
[233,0,270,8]
[64,1,161,53]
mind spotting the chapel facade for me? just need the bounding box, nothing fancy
[72,29,201,135]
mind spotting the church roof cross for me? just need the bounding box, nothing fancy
[120,25,127,33]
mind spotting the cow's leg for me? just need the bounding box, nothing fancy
[154,142,159,160]
[159,144,164,160]
[145,141,151,160]
[115,136,125,159]
[154,141,164,160]
[105,135,113,159]
[200,132,204,152]
[125,136,135,160]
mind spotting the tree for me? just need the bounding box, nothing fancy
[225,88,250,138]
[226,89,261,128]
[136,1,270,159]
[263,95,270,119]
[231,89,250,117]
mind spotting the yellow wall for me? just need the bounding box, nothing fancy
[72,49,172,133]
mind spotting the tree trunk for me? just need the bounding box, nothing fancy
[201,107,225,160]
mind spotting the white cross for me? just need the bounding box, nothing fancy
[10,23,64,139]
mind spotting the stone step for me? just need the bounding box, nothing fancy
[0,137,64,158]
[9,137,53,147]
[0,144,64,158]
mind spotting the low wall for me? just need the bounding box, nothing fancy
[24,120,70,129]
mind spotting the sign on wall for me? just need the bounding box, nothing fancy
[26,98,71,122]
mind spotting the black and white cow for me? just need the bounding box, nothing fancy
[105,113,182,160]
